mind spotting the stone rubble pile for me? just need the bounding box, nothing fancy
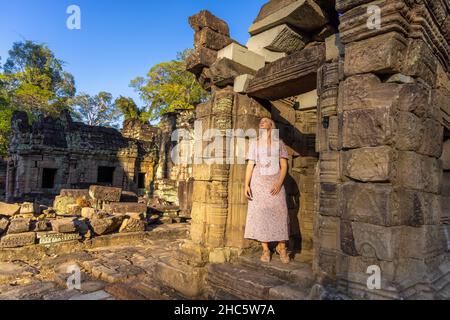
[0,185,186,249]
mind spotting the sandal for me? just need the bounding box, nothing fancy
[276,247,290,264]
[260,249,272,263]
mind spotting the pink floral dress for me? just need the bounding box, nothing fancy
[244,139,290,243]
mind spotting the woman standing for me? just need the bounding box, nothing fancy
[244,117,290,264]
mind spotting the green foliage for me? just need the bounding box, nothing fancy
[130,49,209,122]
[70,91,120,128]
[0,41,76,156]
[3,40,75,116]
[115,96,150,123]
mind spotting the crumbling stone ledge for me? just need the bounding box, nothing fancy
[0,224,189,262]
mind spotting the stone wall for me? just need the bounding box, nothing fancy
[6,111,160,202]
[315,0,450,299]
[168,0,450,300]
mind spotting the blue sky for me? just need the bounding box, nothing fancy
[0,0,266,105]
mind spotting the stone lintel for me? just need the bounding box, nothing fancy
[247,44,325,100]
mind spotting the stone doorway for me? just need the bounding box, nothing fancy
[257,91,319,261]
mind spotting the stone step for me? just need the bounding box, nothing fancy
[238,253,315,288]
[205,262,311,300]
[105,278,185,300]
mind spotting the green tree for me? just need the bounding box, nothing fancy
[3,40,75,117]
[114,96,150,123]
[130,49,209,122]
[70,91,120,127]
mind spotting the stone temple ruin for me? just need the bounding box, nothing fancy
[0,0,449,300]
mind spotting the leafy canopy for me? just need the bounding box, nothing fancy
[130,49,209,122]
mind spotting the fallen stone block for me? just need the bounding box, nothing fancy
[0,218,9,235]
[0,232,36,248]
[60,189,90,198]
[51,218,78,234]
[53,196,76,214]
[66,204,82,216]
[0,202,20,217]
[186,47,218,75]
[103,202,147,215]
[37,232,82,245]
[247,24,308,55]
[120,191,139,203]
[7,218,31,234]
[90,216,124,236]
[20,202,39,215]
[217,43,266,72]
[249,0,328,36]
[189,10,230,36]
[32,220,50,232]
[234,74,254,93]
[209,58,258,87]
[247,44,325,100]
[119,218,146,233]
[194,27,232,51]
[89,186,122,203]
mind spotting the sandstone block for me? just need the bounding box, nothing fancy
[344,32,406,76]
[0,232,36,248]
[20,202,39,215]
[396,151,442,193]
[249,0,328,35]
[342,107,394,148]
[38,232,82,245]
[89,186,122,202]
[442,140,450,170]
[296,89,318,110]
[395,111,423,151]
[0,218,9,235]
[233,74,254,93]
[417,119,443,158]
[217,43,266,72]
[325,34,344,62]
[53,196,76,214]
[60,189,90,198]
[51,218,78,234]
[247,47,286,63]
[209,58,259,87]
[343,146,394,182]
[120,191,139,203]
[247,24,308,56]
[90,216,124,236]
[66,204,82,216]
[81,207,97,220]
[194,27,232,51]
[247,44,325,100]
[0,202,20,217]
[340,73,401,111]
[7,218,31,234]
[189,10,230,36]
[103,202,147,215]
[186,47,217,75]
[351,222,398,261]
[33,220,49,232]
[119,218,146,233]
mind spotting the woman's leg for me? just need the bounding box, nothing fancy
[276,241,290,264]
[260,242,271,262]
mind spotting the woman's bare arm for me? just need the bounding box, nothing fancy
[245,161,255,200]
[271,158,288,196]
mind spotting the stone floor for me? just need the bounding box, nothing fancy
[0,221,329,300]
[0,223,190,300]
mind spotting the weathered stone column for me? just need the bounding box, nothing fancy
[318,0,450,299]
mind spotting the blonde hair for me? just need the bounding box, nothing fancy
[258,117,279,141]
